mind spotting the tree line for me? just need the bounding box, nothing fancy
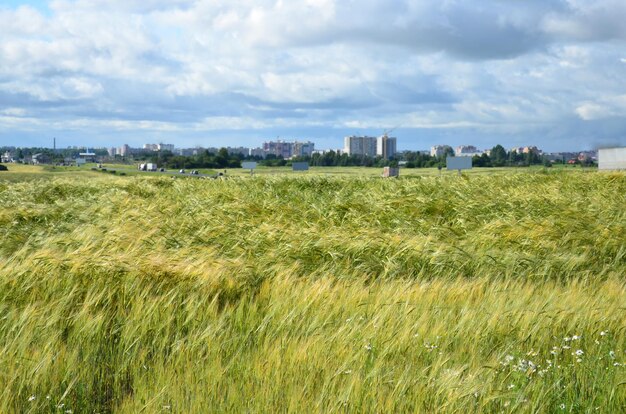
[3,145,595,169]
[140,149,242,169]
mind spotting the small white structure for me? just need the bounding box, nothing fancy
[598,147,626,170]
[292,162,309,171]
[446,156,472,172]
[242,161,257,176]
[138,163,157,171]
[382,167,399,177]
[1,151,12,163]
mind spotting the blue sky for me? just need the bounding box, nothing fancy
[1,0,626,151]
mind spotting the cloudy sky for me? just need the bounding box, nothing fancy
[1,0,625,151]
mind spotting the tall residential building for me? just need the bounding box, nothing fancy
[263,140,293,158]
[293,141,315,157]
[117,144,130,157]
[377,135,397,160]
[176,148,197,156]
[249,147,267,158]
[344,136,377,157]
[144,143,174,152]
[158,143,174,152]
[431,145,453,157]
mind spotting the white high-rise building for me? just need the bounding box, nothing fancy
[144,143,174,152]
[157,143,174,152]
[249,147,267,158]
[377,135,397,160]
[344,136,377,157]
[117,144,130,157]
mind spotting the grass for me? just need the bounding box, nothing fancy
[0,167,624,412]
[227,164,590,177]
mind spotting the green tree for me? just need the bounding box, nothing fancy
[490,145,507,167]
[214,148,230,168]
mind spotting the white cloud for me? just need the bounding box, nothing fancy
[576,103,612,121]
[1,108,27,116]
[575,95,626,120]
[0,0,625,150]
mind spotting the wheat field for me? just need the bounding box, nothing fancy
[0,166,624,413]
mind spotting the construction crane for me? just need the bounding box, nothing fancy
[381,125,399,138]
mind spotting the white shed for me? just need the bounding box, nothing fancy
[598,147,626,170]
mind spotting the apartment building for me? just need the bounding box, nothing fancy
[344,136,377,157]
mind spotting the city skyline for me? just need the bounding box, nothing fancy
[2,138,600,160]
[1,1,626,152]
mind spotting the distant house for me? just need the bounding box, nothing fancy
[1,151,13,163]
[79,151,97,162]
[430,145,453,158]
[32,153,51,165]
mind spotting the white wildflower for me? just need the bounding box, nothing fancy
[600,331,607,336]
[507,384,515,390]
[572,335,581,340]
[575,349,584,356]
[564,336,572,342]
[560,403,566,409]
[28,395,35,402]
[365,344,372,351]
[609,351,616,359]
[516,359,537,374]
